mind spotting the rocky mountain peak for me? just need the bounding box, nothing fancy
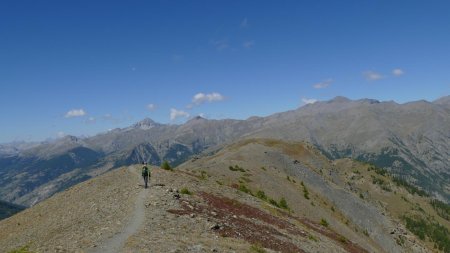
[132,118,159,130]
[185,116,208,124]
[328,96,351,103]
[62,135,81,143]
[357,98,380,104]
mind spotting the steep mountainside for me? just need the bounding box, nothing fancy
[179,138,450,252]
[250,97,450,201]
[0,96,448,206]
[2,139,448,252]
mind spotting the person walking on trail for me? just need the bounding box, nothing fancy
[142,162,150,189]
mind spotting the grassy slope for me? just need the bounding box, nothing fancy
[179,138,448,252]
[334,158,450,252]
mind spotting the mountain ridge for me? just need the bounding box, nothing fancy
[0,96,448,208]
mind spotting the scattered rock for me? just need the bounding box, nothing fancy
[188,244,204,252]
[210,224,221,230]
[211,211,217,216]
[190,213,196,218]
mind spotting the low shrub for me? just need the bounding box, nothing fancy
[180,188,192,195]
[229,165,246,172]
[320,218,329,227]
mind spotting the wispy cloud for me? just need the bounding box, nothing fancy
[147,104,156,111]
[240,18,249,28]
[191,92,225,106]
[301,98,318,104]
[211,39,229,51]
[243,40,255,48]
[102,114,123,124]
[392,68,404,76]
[170,108,190,121]
[363,71,384,81]
[313,78,333,89]
[85,116,96,124]
[65,109,86,118]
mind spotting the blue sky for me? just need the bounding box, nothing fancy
[1,0,449,143]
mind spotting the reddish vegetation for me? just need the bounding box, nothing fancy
[199,192,308,238]
[168,192,306,253]
[168,191,369,253]
[280,213,369,253]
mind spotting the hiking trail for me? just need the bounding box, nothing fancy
[88,166,148,253]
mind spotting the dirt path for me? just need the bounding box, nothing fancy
[89,166,148,253]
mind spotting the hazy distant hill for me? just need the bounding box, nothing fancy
[0,96,448,206]
[0,200,24,220]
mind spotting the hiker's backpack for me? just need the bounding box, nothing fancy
[142,166,149,177]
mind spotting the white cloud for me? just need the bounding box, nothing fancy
[313,78,333,89]
[392,68,404,76]
[170,108,190,121]
[301,98,318,104]
[57,131,66,138]
[147,104,156,111]
[240,18,249,28]
[243,40,255,48]
[192,92,225,105]
[211,39,229,51]
[363,71,384,81]
[65,109,86,118]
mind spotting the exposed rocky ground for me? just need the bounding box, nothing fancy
[0,167,140,252]
[2,138,446,253]
[0,165,372,253]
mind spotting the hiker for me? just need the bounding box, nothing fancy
[142,162,150,188]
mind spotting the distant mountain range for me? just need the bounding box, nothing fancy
[0,200,24,220]
[0,96,448,207]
